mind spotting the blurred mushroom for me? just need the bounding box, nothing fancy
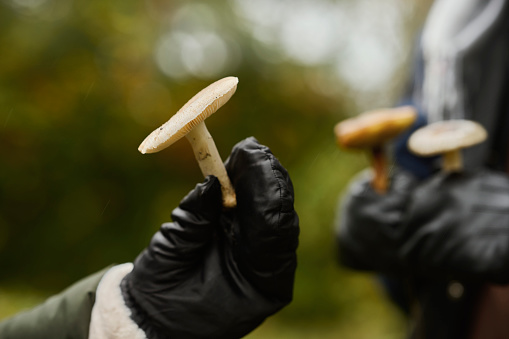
[408,119,487,172]
[334,106,417,193]
[139,76,238,208]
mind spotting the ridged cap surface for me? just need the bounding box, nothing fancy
[139,76,238,154]
[408,119,487,156]
[335,106,417,149]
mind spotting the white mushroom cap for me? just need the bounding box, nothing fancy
[139,76,238,154]
[408,119,487,156]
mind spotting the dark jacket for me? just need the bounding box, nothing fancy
[337,0,509,338]
[337,169,509,338]
[0,267,108,338]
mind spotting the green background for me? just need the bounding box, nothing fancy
[0,0,431,337]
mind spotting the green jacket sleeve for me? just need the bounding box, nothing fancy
[0,267,110,339]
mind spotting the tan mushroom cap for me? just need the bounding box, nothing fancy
[138,76,238,154]
[408,119,487,156]
[334,106,417,149]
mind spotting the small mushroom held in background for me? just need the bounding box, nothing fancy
[139,76,238,208]
[334,106,417,193]
[408,119,487,172]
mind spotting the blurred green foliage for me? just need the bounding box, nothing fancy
[0,0,431,337]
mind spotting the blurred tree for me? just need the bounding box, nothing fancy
[0,0,432,337]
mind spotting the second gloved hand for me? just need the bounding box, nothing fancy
[401,169,509,283]
[121,137,299,339]
[337,168,418,273]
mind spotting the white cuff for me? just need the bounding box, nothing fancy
[88,263,147,339]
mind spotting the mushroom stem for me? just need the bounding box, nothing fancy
[185,122,237,208]
[370,146,387,194]
[442,150,462,172]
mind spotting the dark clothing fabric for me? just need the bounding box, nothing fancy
[0,267,109,339]
[338,169,509,338]
[337,1,509,338]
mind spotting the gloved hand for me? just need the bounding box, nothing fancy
[120,137,299,339]
[337,168,418,273]
[401,169,509,283]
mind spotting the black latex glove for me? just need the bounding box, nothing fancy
[337,168,418,273]
[401,169,509,283]
[121,137,299,339]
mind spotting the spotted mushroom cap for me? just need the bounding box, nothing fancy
[334,106,417,149]
[138,76,238,154]
[408,119,487,156]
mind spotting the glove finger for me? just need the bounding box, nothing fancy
[337,168,416,273]
[224,137,299,298]
[402,170,509,282]
[345,168,417,226]
[131,175,222,285]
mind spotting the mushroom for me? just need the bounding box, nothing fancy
[407,119,487,172]
[138,76,238,208]
[334,106,417,193]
